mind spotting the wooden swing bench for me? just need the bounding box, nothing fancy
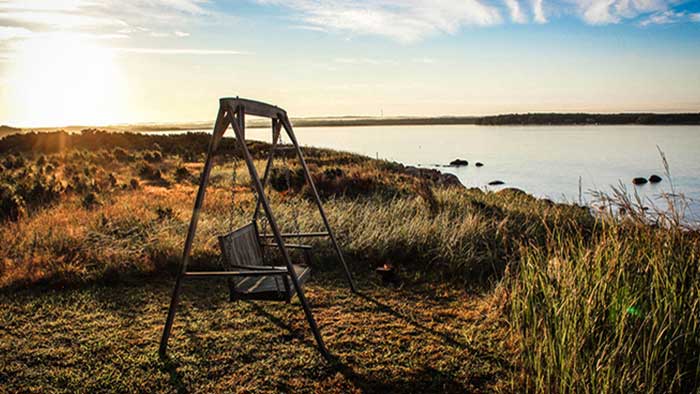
[217,222,313,302]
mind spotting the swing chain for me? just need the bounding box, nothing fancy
[278,134,302,234]
[229,157,242,232]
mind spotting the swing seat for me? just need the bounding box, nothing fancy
[218,222,312,302]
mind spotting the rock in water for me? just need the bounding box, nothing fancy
[649,174,662,183]
[632,177,648,185]
[488,180,505,186]
[449,159,468,166]
[475,162,484,167]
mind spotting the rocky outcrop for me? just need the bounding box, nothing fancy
[497,187,527,196]
[449,159,468,166]
[404,166,463,187]
[632,177,648,185]
[488,180,505,186]
[475,162,484,167]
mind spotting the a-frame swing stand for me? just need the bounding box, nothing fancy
[159,97,357,360]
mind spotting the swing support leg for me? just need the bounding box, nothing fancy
[281,116,358,293]
[228,103,331,360]
[159,108,229,357]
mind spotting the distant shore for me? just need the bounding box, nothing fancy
[3,112,699,137]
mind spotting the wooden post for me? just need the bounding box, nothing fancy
[226,102,331,359]
[280,115,357,293]
[159,107,230,357]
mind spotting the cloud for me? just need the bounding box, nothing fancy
[114,47,245,55]
[505,0,528,23]
[334,57,397,65]
[259,0,699,40]
[0,0,211,39]
[258,0,503,43]
[569,0,671,25]
[0,26,32,41]
[532,0,548,23]
[174,30,190,37]
[639,10,690,26]
[412,57,436,64]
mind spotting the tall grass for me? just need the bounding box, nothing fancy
[508,195,700,392]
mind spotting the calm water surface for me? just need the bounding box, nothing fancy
[173,125,700,221]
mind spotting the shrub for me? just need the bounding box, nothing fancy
[174,166,191,182]
[155,206,174,220]
[69,174,94,194]
[113,147,132,162]
[3,154,25,170]
[269,167,305,192]
[25,176,62,205]
[143,150,163,163]
[0,185,26,221]
[138,162,162,181]
[82,192,100,209]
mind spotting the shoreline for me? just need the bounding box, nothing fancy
[3,112,700,135]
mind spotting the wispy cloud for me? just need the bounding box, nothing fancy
[639,10,684,26]
[258,0,503,43]
[0,26,33,41]
[505,0,528,23]
[114,47,245,55]
[0,0,211,40]
[570,0,671,25]
[412,57,436,64]
[334,57,397,65]
[258,0,696,42]
[532,0,547,23]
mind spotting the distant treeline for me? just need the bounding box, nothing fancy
[0,129,357,162]
[0,129,268,158]
[3,113,700,137]
[127,113,700,128]
[474,113,700,126]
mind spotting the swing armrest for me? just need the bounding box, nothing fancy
[261,243,313,250]
[229,263,287,271]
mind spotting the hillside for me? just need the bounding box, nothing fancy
[0,130,698,393]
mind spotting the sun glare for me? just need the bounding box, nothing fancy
[6,34,126,127]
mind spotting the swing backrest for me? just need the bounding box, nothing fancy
[218,222,264,267]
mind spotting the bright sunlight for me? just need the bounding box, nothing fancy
[5,33,126,127]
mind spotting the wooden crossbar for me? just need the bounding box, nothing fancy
[184,270,288,278]
[259,232,329,238]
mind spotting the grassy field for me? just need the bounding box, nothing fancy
[1,130,698,393]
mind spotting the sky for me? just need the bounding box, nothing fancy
[0,0,699,127]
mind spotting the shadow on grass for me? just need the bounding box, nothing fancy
[251,302,468,393]
[355,291,509,368]
[246,288,502,393]
[158,354,188,394]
